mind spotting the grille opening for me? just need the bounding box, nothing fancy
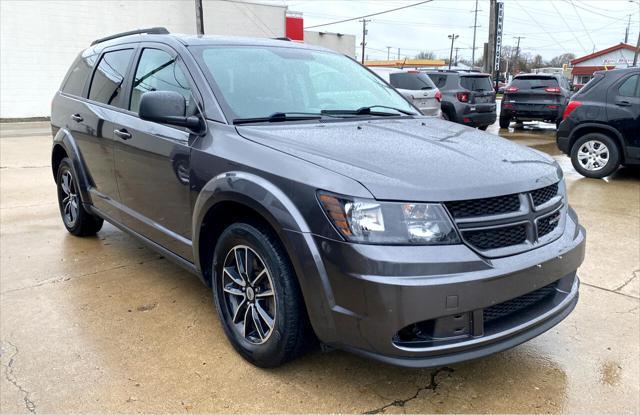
[483,282,558,324]
[537,211,561,238]
[394,312,472,346]
[445,194,520,218]
[531,183,559,206]
[463,224,527,250]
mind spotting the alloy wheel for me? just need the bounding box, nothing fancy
[577,140,608,171]
[221,245,276,344]
[60,170,79,227]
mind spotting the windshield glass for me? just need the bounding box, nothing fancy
[460,76,493,91]
[194,46,416,120]
[510,76,559,89]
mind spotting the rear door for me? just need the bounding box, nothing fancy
[72,46,136,219]
[606,72,640,154]
[112,43,201,260]
[460,75,495,112]
[505,76,563,112]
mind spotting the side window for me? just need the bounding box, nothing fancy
[428,74,447,88]
[130,48,195,115]
[618,75,639,97]
[88,49,134,107]
[61,53,97,96]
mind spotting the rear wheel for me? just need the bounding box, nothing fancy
[56,158,103,236]
[499,116,510,129]
[211,222,313,367]
[441,111,451,121]
[570,133,620,178]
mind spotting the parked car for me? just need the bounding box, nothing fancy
[557,67,640,178]
[500,74,572,129]
[426,70,497,130]
[370,68,441,117]
[51,29,585,368]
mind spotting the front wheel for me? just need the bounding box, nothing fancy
[570,133,620,178]
[56,158,103,236]
[211,222,313,367]
[499,116,510,129]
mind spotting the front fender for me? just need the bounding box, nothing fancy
[192,171,338,341]
[52,128,93,205]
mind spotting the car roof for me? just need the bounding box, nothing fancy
[370,67,418,74]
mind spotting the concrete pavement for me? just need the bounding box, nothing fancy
[1,121,638,413]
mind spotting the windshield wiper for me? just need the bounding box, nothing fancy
[322,105,416,117]
[233,112,323,125]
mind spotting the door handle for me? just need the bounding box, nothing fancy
[616,100,631,107]
[114,128,132,140]
[70,114,83,122]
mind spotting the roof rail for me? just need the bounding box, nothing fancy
[90,27,170,46]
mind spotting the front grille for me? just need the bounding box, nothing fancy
[445,194,520,219]
[483,282,558,323]
[531,183,558,206]
[463,224,527,250]
[537,211,561,237]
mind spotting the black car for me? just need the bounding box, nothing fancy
[426,70,497,130]
[557,67,640,178]
[500,74,573,128]
[51,29,585,368]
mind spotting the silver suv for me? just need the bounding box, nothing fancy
[371,67,442,117]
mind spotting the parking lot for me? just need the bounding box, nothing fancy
[1,120,638,413]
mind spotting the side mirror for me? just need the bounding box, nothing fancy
[139,91,201,130]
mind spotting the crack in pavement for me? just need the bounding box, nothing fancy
[362,367,454,414]
[614,269,639,292]
[1,341,36,414]
[581,282,640,300]
[0,256,165,296]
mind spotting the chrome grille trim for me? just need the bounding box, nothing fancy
[445,182,566,257]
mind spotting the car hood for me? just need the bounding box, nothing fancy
[236,118,561,201]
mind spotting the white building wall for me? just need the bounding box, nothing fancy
[575,48,635,67]
[0,0,285,118]
[303,31,356,58]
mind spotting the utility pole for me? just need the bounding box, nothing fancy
[386,46,391,61]
[513,36,524,75]
[195,0,204,35]
[454,47,461,67]
[359,19,371,64]
[635,30,640,66]
[397,48,401,60]
[471,0,480,67]
[448,34,459,69]
[625,14,631,43]
[486,0,496,75]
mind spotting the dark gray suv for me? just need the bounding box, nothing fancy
[51,29,585,368]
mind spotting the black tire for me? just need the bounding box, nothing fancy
[478,125,488,131]
[499,116,510,129]
[56,158,103,236]
[570,133,620,179]
[441,110,451,121]
[211,222,313,367]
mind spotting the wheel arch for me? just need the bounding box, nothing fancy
[52,128,94,204]
[569,123,626,162]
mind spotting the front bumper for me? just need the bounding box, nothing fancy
[288,207,585,367]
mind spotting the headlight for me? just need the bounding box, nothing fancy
[318,192,460,245]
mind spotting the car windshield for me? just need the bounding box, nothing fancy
[193,45,417,121]
[460,75,493,91]
[510,76,559,89]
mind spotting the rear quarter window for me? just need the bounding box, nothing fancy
[389,72,436,90]
[575,73,604,95]
[511,76,559,90]
[427,74,448,88]
[460,76,493,91]
[61,54,97,97]
[88,48,135,108]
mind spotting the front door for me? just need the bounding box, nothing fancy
[113,45,199,260]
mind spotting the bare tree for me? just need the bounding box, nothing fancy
[415,50,436,60]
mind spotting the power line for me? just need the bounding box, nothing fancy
[303,0,434,29]
[513,0,569,53]
[567,0,596,52]
[550,0,588,54]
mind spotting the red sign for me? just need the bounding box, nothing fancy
[286,16,304,41]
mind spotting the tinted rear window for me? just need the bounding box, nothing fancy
[427,73,447,88]
[460,76,493,91]
[61,54,96,96]
[510,76,559,90]
[389,72,436,90]
[576,72,604,95]
[88,48,134,107]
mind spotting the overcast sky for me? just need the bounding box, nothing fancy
[280,0,639,61]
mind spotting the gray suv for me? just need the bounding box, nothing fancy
[51,29,585,368]
[427,70,497,130]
